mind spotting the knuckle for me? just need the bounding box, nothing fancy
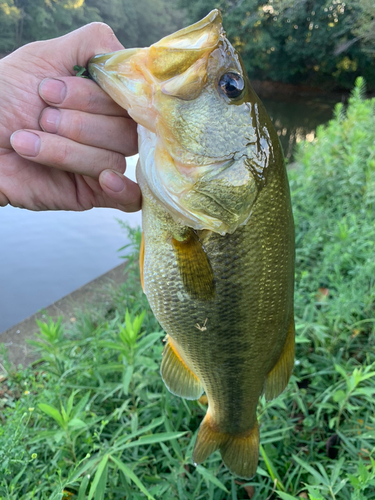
[69,112,85,142]
[53,142,71,166]
[86,86,99,111]
[107,151,125,172]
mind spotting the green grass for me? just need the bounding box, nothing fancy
[1,78,374,499]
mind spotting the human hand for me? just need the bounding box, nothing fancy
[0,23,141,212]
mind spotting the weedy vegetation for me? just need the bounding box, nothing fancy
[0,78,374,499]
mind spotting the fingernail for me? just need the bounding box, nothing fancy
[101,170,125,193]
[40,108,61,134]
[39,78,67,104]
[11,131,41,157]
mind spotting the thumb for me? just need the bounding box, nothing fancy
[59,22,124,70]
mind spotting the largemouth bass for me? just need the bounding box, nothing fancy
[89,10,295,478]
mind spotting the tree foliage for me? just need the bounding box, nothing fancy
[181,0,375,90]
[351,0,375,53]
[1,0,375,90]
[0,0,184,55]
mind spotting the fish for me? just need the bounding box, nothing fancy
[89,9,295,479]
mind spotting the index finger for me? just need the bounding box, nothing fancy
[39,76,129,117]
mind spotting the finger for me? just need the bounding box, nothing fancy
[39,107,138,157]
[39,77,129,116]
[99,169,142,212]
[10,129,127,178]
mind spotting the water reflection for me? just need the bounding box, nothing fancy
[262,97,338,160]
[0,156,141,333]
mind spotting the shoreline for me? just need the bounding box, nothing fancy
[0,262,128,373]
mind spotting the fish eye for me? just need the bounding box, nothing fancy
[219,72,244,99]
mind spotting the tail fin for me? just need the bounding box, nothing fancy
[193,413,259,479]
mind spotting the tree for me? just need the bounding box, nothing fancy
[351,0,375,53]
[180,0,375,90]
[0,0,184,54]
[0,1,20,52]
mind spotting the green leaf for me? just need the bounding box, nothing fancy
[123,365,134,395]
[333,390,346,403]
[74,65,88,78]
[276,493,300,500]
[293,455,328,486]
[60,403,68,424]
[66,390,76,418]
[72,390,91,417]
[67,418,87,429]
[97,341,127,352]
[335,364,349,380]
[135,431,186,446]
[260,445,285,491]
[112,417,164,448]
[38,403,65,428]
[306,486,326,500]
[136,331,163,355]
[113,431,186,454]
[94,462,108,500]
[77,473,90,500]
[196,465,229,493]
[132,310,146,337]
[53,430,65,443]
[66,455,100,484]
[97,362,126,372]
[110,455,155,500]
[87,454,109,500]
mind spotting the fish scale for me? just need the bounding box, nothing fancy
[89,9,295,478]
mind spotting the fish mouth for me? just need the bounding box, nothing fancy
[89,9,223,78]
[88,10,224,129]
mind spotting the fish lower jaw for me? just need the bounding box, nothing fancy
[137,125,253,235]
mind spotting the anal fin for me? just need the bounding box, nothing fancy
[193,412,259,479]
[265,317,295,401]
[161,336,203,400]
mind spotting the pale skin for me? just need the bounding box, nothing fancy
[0,22,141,212]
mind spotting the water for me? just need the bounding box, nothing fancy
[0,156,141,333]
[262,96,337,160]
[0,96,337,333]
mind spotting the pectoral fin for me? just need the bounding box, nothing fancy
[161,336,204,400]
[264,317,295,401]
[172,230,215,300]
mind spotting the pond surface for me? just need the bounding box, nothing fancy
[0,95,337,333]
[0,157,141,333]
[262,96,337,160]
